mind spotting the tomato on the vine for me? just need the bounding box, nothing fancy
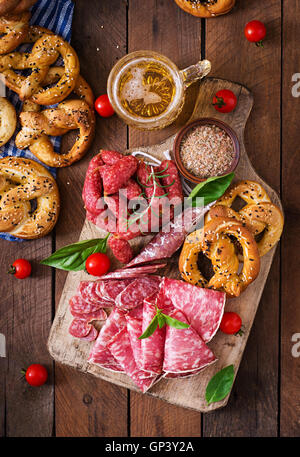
[8,258,32,279]
[244,20,266,46]
[85,252,110,276]
[220,312,243,335]
[24,364,48,387]
[94,94,115,117]
[213,89,237,113]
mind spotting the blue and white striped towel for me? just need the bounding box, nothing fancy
[0,0,74,241]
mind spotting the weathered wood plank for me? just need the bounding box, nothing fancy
[128,0,202,436]
[280,0,300,436]
[0,237,54,437]
[203,0,281,437]
[54,0,128,437]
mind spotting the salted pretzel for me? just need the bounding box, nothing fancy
[173,0,235,18]
[206,181,284,256]
[0,156,60,239]
[0,97,17,146]
[0,33,80,104]
[0,11,30,54]
[0,0,36,15]
[179,217,260,297]
[15,98,95,167]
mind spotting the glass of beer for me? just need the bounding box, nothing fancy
[107,50,211,130]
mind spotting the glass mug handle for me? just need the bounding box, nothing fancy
[180,59,211,88]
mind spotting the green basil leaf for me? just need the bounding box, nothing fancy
[157,313,166,329]
[40,236,109,271]
[205,365,235,405]
[162,314,190,329]
[138,315,159,339]
[188,173,234,207]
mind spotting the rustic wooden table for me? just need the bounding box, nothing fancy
[0,0,299,437]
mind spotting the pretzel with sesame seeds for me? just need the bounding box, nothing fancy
[205,181,284,256]
[0,0,37,15]
[173,0,235,18]
[0,33,80,105]
[0,156,60,239]
[15,98,95,167]
[179,217,260,297]
[0,11,30,54]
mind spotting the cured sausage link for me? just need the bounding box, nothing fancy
[126,206,207,267]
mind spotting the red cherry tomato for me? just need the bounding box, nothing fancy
[244,20,266,46]
[85,252,110,276]
[94,94,115,117]
[25,364,48,387]
[8,258,32,279]
[213,89,237,113]
[220,312,242,335]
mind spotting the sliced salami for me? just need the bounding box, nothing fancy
[125,305,143,365]
[127,206,207,267]
[115,276,161,310]
[70,307,107,322]
[161,278,226,343]
[140,295,165,375]
[70,294,107,315]
[98,264,166,280]
[81,326,99,342]
[88,308,127,372]
[107,327,159,393]
[77,281,113,308]
[163,309,216,374]
[98,279,133,301]
[69,318,92,339]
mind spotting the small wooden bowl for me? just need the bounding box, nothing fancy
[173,118,240,184]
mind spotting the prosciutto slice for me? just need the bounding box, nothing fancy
[163,309,216,374]
[107,327,159,393]
[88,308,127,372]
[161,278,226,343]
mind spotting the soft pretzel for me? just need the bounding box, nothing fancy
[0,33,80,105]
[179,217,260,297]
[205,181,284,256]
[0,0,36,15]
[174,0,235,18]
[0,12,30,54]
[15,99,95,167]
[0,96,17,146]
[0,156,60,239]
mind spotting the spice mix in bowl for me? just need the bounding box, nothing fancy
[174,118,240,183]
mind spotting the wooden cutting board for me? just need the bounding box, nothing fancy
[48,77,283,412]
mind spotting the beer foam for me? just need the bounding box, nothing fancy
[121,67,162,105]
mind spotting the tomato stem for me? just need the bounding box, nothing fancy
[255,40,264,47]
[7,265,16,275]
[212,96,226,108]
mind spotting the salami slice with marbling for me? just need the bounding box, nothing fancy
[115,276,161,310]
[161,278,226,343]
[69,318,92,339]
[125,305,143,365]
[98,264,166,280]
[163,309,216,374]
[88,308,127,372]
[107,326,160,393]
[69,294,107,315]
[140,295,166,375]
